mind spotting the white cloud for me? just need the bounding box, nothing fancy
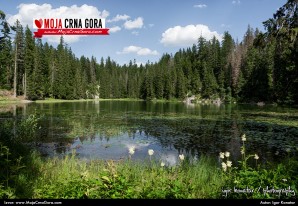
[7,3,109,43]
[117,45,159,56]
[131,31,139,36]
[232,0,241,4]
[123,17,143,30]
[109,26,121,33]
[160,24,222,47]
[193,4,207,8]
[148,24,154,27]
[107,14,130,22]
[101,10,110,18]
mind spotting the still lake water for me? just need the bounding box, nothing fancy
[1,100,298,165]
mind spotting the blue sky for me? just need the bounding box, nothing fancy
[1,0,286,66]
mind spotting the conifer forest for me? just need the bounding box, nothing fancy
[0,0,297,105]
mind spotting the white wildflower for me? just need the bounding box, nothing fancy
[227,160,232,167]
[221,162,227,172]
[225,151,230,158]
[148,149,154,156]
[254,154,259,160]
[219,152,225,159]
[179,154,185,161]
[241,134,246,142]
[128,146,135,155]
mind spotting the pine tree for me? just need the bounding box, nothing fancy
[201,62,218,98]
[0,10,13,89]
[220,32,234,89]
[29,38,46,100]
[12,20,24,97]
[262,0,298,104]
[24,26,35,99]
[175,67,186,99]
[153,64,164,99]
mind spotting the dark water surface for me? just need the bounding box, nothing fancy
[1,100,297,166]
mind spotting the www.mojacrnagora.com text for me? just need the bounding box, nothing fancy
[3,200,62,205]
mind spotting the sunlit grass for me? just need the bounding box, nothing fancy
[31,151,224,199]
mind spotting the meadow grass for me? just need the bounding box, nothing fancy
[1,140,297,199]
[31,152,224,199]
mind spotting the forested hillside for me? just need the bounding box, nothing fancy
[0,0,297,104]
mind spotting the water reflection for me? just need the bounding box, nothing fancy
[0,101,297,164]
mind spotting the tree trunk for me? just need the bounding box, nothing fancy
[24,70,27,99]
[13,43,17,98]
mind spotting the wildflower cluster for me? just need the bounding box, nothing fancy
[240,134,259,166]
[240,134,246,157]
[219,151,232,172]
[128,146,185,167]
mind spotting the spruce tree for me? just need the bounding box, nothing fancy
[12,20,24,97]
[24,26,35,99]
[0,10,12,89]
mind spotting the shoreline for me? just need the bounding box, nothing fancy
[1,96,297,107]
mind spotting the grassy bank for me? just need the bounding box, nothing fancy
[0,143,224,198]
[1,146,297,199]
[34,98,99,103]
[0,97,32,104]
[0,97,143,104]
[0,92,180,104]
[31,152,223,199]
[34,98,183,103]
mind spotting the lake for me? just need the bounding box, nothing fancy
[1,100,297,166]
